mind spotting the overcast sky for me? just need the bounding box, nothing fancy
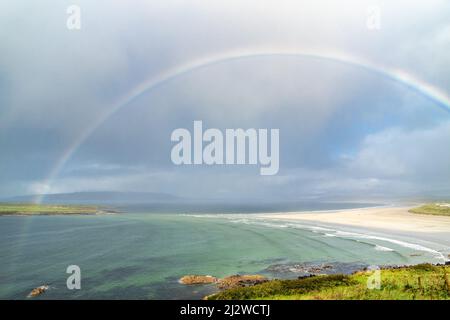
[1,0,450,201]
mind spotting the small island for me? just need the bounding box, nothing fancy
[0,203,118,216]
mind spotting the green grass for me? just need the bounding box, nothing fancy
[0,203,104,215]
[207,264,450,300]
[409,203,450,216]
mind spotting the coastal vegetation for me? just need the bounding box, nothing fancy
[207,264,450,300]
[409,203,450,216]
[0,203,113,216]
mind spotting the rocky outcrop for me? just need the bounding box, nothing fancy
[217,275,267,289]
[179,275,218,285]
[265,263,334,274]
[27,285,49,298]
[179,274,267,289]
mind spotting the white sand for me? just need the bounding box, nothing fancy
[260,206,450,233]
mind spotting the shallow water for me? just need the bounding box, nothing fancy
[0,211,446,299]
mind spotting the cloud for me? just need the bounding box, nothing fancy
[346,121,450,181]
[0,0,450,200]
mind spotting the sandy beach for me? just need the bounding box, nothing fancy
[260,206,450,234]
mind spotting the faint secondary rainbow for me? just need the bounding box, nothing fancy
[34,46,450,203]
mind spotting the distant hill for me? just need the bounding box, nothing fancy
[1,193,382,213]
[2,191,181,205]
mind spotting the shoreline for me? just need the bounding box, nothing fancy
[256,205,450,263]
[258,206,450,234]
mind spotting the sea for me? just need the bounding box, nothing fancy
[0,202,447,299]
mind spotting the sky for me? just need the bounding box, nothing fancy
[1,0,450,202]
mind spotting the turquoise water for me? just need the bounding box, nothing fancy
[0,212,446,299]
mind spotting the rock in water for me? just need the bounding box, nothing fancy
[27,285,49,298]
[217,275,267,289]
[179,275,218,285]
[179,274,267,289]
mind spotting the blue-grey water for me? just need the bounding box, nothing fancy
[0,204,446,299]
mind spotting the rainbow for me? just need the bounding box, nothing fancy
[35,46,450,203]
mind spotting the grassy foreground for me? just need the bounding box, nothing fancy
[409,203,450,216]
[0,203,105,215]
[207,264,450,300]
